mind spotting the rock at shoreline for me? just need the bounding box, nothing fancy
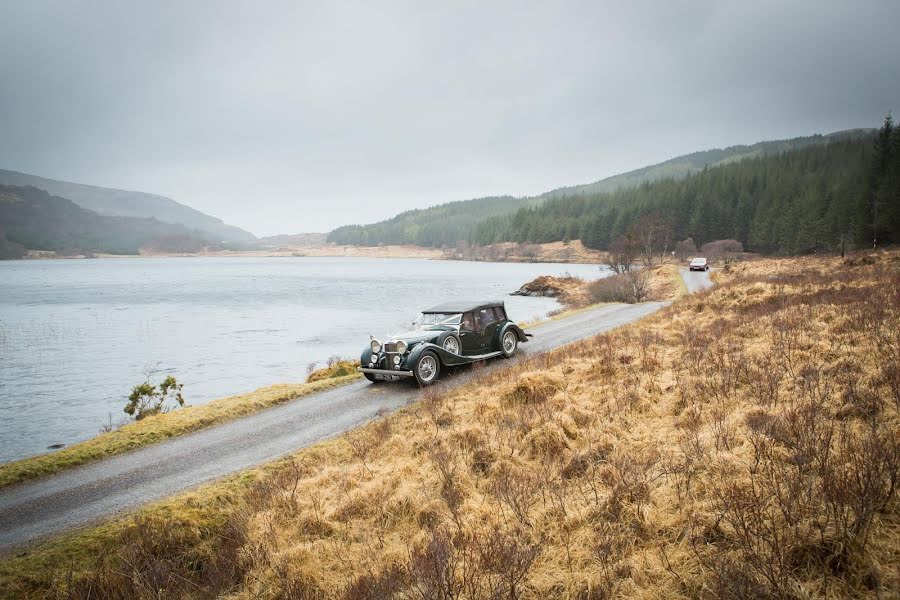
[510,275,588,307]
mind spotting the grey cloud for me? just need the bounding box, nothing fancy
[1,0,898,235]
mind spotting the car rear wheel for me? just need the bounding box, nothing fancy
[414,351,440,386]
[501,330,518,358]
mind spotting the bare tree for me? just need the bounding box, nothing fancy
[600,235,653,302]
[631,213,671,268]
[837,231,853,258]
[605,235,639,274]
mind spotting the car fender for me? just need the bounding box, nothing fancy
[499,321,529,344]
[407,342,475,367]
[360,346,374,366]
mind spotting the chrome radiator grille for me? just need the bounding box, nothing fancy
[384,342,400,353]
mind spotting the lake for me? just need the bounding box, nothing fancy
[0,256,607,462]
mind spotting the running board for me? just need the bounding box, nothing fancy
[465,351,503,360]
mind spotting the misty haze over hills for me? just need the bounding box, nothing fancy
[0,125,894,258]
[0,185,228,258]
[0,169,254,243]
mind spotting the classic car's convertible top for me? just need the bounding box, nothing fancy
[422,300,505,314]
[358,300,530,386]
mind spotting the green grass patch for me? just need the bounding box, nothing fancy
[0,373,361,490]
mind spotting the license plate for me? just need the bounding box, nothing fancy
[375,373,401,381]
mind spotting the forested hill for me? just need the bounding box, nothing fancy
[328,195,535,247]
[326,129,876,250]
[0,169,255,243]
[541,129,873,199]
[472,117,900,254]
[0,185,220,258]
[473,135,874,254]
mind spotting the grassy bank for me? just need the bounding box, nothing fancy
[4,252,897,599]
[0,372,361,489]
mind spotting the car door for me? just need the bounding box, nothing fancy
[459,312,480,354]
[475,307,500,352]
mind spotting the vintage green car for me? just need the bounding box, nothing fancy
[358,300,531,386]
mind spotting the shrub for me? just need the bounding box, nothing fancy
[501,372,563,405]
[124,374,184,420]
[700,239,744,262]
[587,271,650,303]
[307,358,357,382]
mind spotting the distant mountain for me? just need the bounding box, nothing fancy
[0,185,220,257]
[328,129,875,248]
[253,232,328,248]
[0,169,255,243]
[541,129,875,199]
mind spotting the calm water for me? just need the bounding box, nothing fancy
[0,257,606,462]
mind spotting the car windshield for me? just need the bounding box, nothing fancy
[415,312,462,327]
[691,258,705,264]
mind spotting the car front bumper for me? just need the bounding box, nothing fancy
[358,366,414,378]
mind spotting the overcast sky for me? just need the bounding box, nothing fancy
[1,1,898,236]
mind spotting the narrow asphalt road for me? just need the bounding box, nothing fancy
[681,267,714,294]
[0,300,670,553]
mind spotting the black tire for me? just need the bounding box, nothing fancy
[440,333,462,355]
[364,372,379,383]
[500,329,518,358]
[413,350,441,386]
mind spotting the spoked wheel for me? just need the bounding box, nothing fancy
[414,351,440,386]
[442,334,461,355]
[501,330,518,358]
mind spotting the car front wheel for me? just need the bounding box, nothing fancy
[501,330,518,358]
[414,350,440,386]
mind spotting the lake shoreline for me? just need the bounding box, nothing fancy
[0,294,607,488]
[12,239,608,264]
[1,257,603,462]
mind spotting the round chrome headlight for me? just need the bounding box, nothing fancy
[395,340,408,354]
[393,355,401,365]
[370,339,381,354]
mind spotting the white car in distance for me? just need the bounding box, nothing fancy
[689,257,709,271]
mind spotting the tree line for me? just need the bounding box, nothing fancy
[474,122,898,254]
[329,119,900,255]
[327,195,531,247]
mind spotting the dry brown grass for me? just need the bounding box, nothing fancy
[307,359,358,383]
[586,263,684,305]
[4,252,899,599]
[445,239,608,264]
[513,274,592,308]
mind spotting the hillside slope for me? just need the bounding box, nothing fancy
[0,185,214,256]
[0,169,255,243]
[328,195,535,247]
[473,133,879,254]
[326,129,874,249]
[541,129,873,199]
